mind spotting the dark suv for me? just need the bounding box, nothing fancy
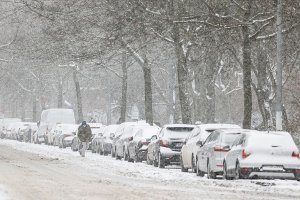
[147,124,195,168]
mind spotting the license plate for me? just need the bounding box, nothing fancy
[261,165,284,171]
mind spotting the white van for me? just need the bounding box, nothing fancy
[34,109,76,144]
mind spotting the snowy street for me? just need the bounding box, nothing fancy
[0,140,299,200]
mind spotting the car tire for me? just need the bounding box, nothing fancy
[223,161,232,180]
[196,158,204,177]
[234,162,241,180]
[123,148,128,161]
[180,155,188,172]
[111,148,115,158]
[158,153,165,168]
[146,155,152,165]
[207,161,216,179]
[192,155,196,173]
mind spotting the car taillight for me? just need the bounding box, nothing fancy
[242,149,251,159]
[292,151,300,158]
[159,140,169,147]
[214,146,230,152]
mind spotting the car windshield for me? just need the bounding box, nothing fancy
[165,127,194,138]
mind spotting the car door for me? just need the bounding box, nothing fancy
[198,132,214,171]
[227,135,246,171]
[201,132,220,172]
[181,130,193,167]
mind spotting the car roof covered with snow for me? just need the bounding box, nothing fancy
[163,124,196,128]
[197,123,241,131]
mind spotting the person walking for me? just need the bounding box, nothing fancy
[77,121,92,157]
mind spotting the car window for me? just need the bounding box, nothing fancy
[150,135,157,142]
[158,129,164,138]
[204,131,218,144]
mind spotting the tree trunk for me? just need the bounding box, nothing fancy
[171,0,192,124]
[32,94,37,122]
[106,72,112,125]
[242,2,252,129]
[120,51,128,123]
[143,58,154,125]
[73,70,83,123]
[275,0,283,131]
[57,76,63,108]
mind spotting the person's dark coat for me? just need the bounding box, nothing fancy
[77,124,92,142]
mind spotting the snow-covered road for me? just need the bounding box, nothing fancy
[0,139,299,200]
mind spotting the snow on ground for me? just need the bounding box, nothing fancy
[0,185,9,200]
[0,139,300,199]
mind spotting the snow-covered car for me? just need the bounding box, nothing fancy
[56,124,78,148]
[127,126,161,162]
[111,121,149,158]
[5,122,19,139]
[147,124,196,168]
[14,122,36,141]
[24,123,38,143]
[0,118,21,139]
[115,123,150,160]
[180,124,241,172]
[98,124,118,155]
[36,108,76,144]
[223,131,300,181]
[196,128,245,178]
[91,126,106,153]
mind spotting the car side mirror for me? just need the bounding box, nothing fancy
[196,141,203,147]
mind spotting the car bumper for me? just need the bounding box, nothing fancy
[160,147,181,165]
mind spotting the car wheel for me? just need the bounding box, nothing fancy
[207,161,216,179]
[180,155,188,172]
[111,148,115,158]
[223,161,232,180]
[153,154,158,167]
[158,153,165,168]
[234,162,241,180]
[146,155,152,165]
[196,158,204,177]
[192,155,196,173]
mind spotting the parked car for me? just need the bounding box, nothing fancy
[98,124,118,155]
[196,128,245,178]
[180,124,241,172]
[115,123,151,160]
[24,123,38,143]
[5,122,18,139]
[111,121,148,158]
[91,126,106,153]
[223,131,300,181]
[0,118,21,139]
[57,124,79,148]
[13,122,36,141]
[128,126,161,162]
[34,108,76,144]
[147,124,196,168]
